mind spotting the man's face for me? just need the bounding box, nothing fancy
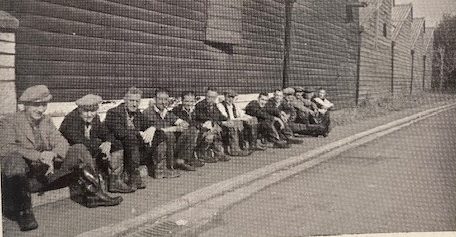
[125,93,142,112]
[206,90,218,104]
[274,91,284,102]
[155,92,170,110]
[258,95,269,107]
[296,92,304,99]
[25,102,48,121]
[79,108,97,123]
[285,94,294,101]
[318,90,326,99]
[225,95,236,105]
[182,95,196,109]
[305,92,314,100]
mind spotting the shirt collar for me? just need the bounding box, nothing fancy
[154,105,169,119]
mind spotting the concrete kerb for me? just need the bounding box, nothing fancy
[78,102,456,237]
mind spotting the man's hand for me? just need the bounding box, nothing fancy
[40,151,56,176]
[221,120,234,127]
[279,112,289,123]
[99,142,112,157]
[175,119,189,128]
[141,126,156,144]
[201,121,213,130]
[274,117,285,130]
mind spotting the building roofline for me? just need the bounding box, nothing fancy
[392,4,413,41]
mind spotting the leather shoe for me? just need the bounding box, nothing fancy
[86,194,123,208]
[287,137,304,144]
[109,175,135,193]
[188,159,205,167]
[228,150,253,157]
[175,163,196,171]
[17,209,38,231]
[216,154,231,162]
[273,140,291,148]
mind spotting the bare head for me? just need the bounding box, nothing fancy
[206,87,219,104]
[155,88,170,111]
[181,91,196,110]
[318,88,326,99]
[124,87,143,112]
[273,89,284,103]
[258,92,269,108]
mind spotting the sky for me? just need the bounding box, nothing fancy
[395,0,456,27]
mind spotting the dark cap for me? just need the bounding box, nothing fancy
[283,87,296,95]
[76,94,102,111]
[223,89,238,97]
[19,85,53,103]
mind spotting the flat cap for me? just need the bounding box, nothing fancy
[19,85,53,103]
[294,86,305,93]
[76,94,102,110]
[303,88,315,93]
[223,89,238,97]
[283,87,295,95]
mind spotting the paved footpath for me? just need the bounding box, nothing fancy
[196,107,456,237]
[3,99,456,237]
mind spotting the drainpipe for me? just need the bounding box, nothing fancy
[391,41,395,95]
[355,26,363,105]
[410,49,415,94]
[282,0,296,89]
[348,1,368,105]
[422,55,426,90]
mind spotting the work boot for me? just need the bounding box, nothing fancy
[213,143,230,161]
[188,158,205,167]
[78,166,123,208]
[196,148,217,163]
[9,176,39,231]
[174,159,196,171]
[286,137,304,144]
[109,175,135,193]
[17,209,38,232]
[228,149,252,157]
[153,159,166,179]
[273,140,291,149]
[130,170,146,189]
[249,139,267,151]
[215,153,231,162]
[164,168,181,178]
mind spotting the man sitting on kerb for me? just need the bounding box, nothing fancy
[143,88,199,178]
[1,85,122,232]
[105,87,167,190]
[217,89,267,154]
[59,94,134,193]
[312,88,333,136]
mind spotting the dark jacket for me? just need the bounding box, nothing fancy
[59,109,119,155]
[194,99,227,123]
[104,103,152,140]
[265,98,296,120]
[142,106,180,129]
[245,100,275,122]
[172,104,199,127]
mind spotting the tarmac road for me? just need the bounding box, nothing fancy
[197,108,456,237]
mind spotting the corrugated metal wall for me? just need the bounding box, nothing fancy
[411,18,425,93]
[359,0,393,101]
[423,27,434,90]
[4,0,433,106]
[9,0,286,101]
[288,0,359,108]
[392,4,412,94]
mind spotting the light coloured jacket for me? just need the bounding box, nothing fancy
[0,112,69,161]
